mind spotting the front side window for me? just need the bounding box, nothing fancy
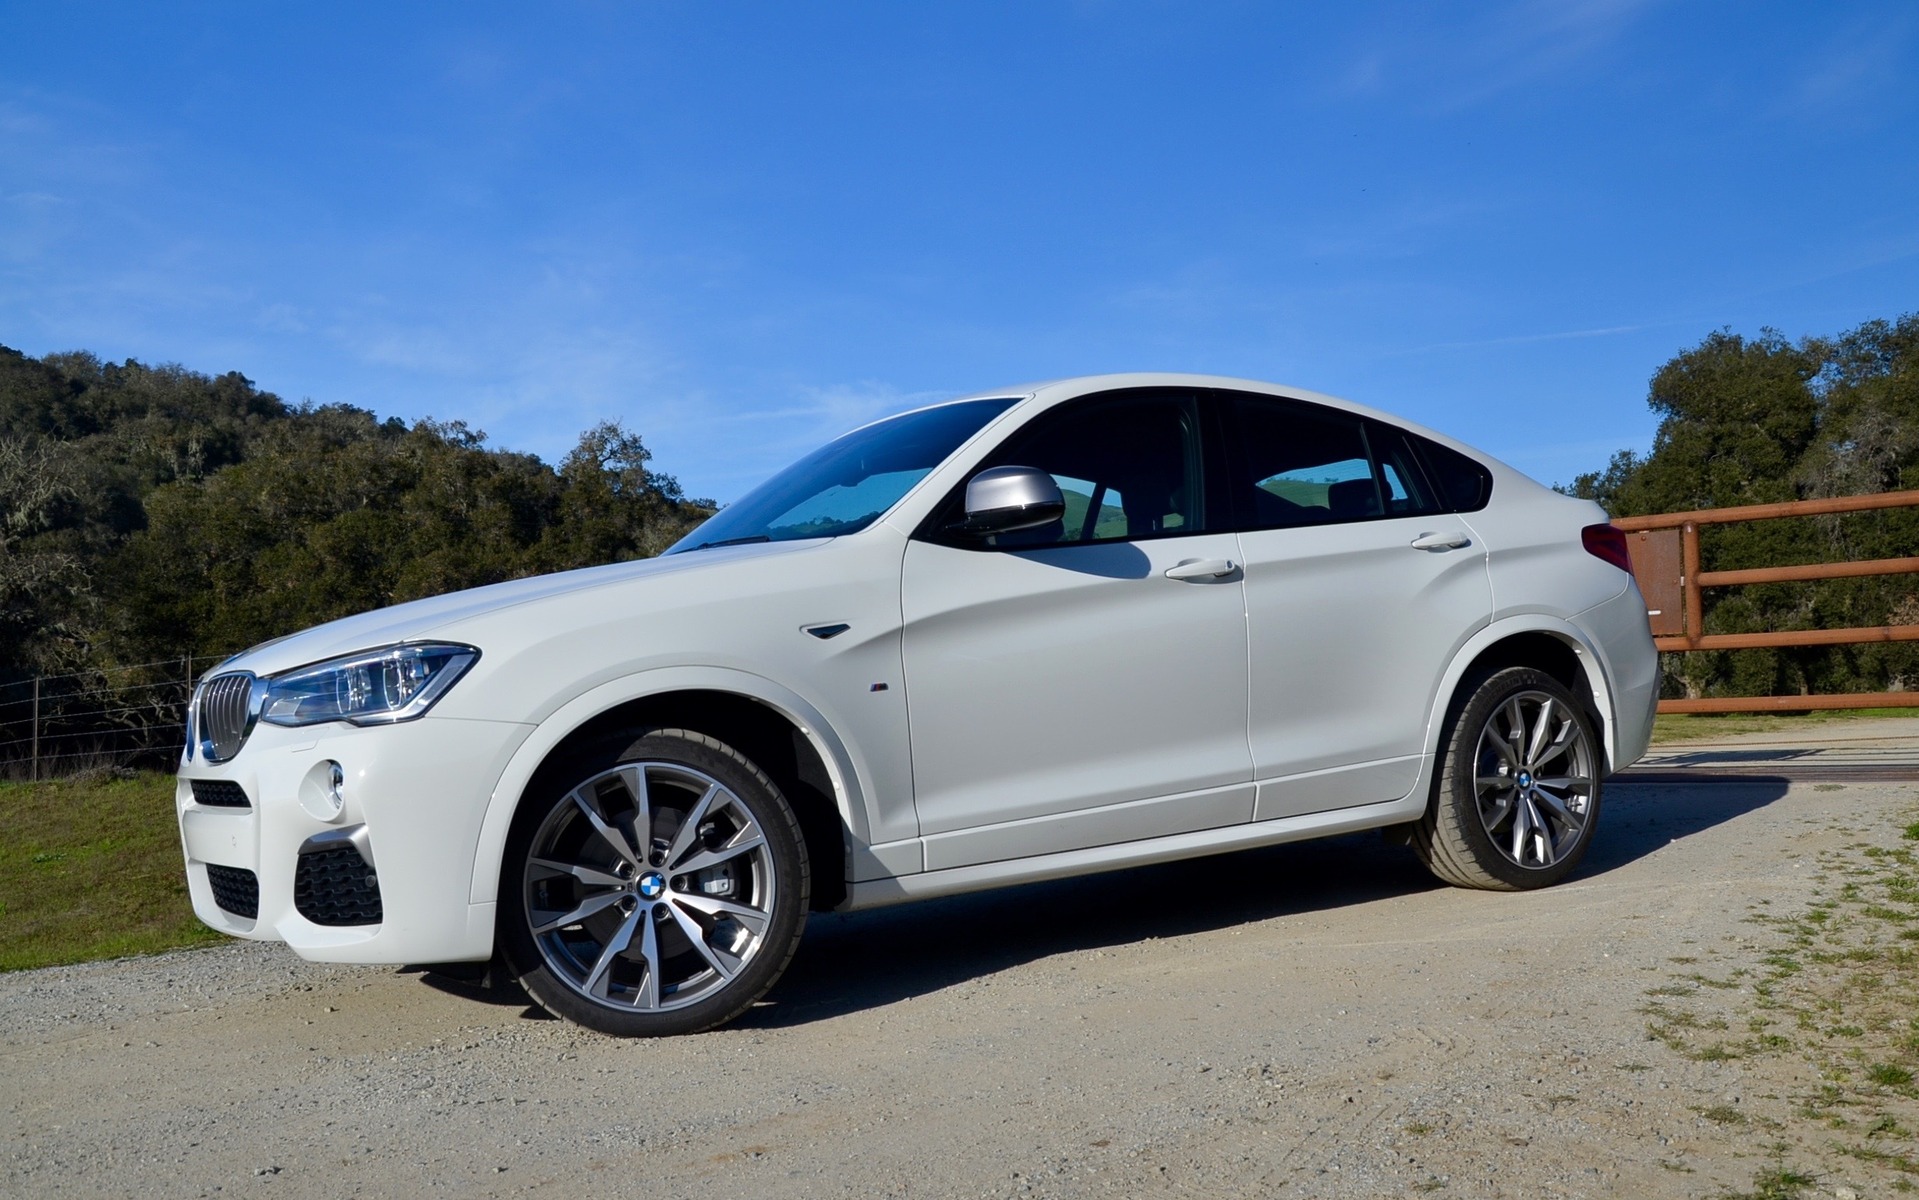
[1228,394,1441,529]
[669,397,1017,552]
[931,391,1209,548]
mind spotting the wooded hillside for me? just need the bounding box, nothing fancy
[0,345,710,768]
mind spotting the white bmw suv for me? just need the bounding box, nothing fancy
[176,374,1658,1036]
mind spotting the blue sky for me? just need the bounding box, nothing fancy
[3,2,1916,502]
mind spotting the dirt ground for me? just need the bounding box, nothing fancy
[4,721,1916,1199]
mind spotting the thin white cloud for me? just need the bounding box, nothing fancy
[1783,12,1915,115]
[1394,324,1647,355]
[1331,0,1657,112]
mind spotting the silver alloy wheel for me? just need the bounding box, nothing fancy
[524,761,778,1012]
[1471,689,1595,870]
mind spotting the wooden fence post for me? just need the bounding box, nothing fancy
[1682,521,1703,647]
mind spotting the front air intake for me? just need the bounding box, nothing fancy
[295,845,383,926]
[190,779,250,809]
[198,673,256,762]
[206,864,259,919]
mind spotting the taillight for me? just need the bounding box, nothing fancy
[1582,523,1632,573]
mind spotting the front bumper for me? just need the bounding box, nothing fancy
[177,714,533,964]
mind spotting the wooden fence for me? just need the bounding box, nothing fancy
[1614,489,1919,714]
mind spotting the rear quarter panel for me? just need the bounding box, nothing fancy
[1456,472,1656,770]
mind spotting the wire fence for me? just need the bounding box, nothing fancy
[0,653,237,781]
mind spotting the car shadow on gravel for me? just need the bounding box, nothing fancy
[1582,774,1790,876]
[408,775,1792,1028]
[738,830,1437,1029]
[733,775,1793,1030]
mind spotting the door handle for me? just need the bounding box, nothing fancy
[1410,531,1472,551]
[1164,558,1239,580]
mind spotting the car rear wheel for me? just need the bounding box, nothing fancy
[499,728,809,1037]
[1414,667,1601,891]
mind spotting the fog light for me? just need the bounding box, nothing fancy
[298,759,348,822]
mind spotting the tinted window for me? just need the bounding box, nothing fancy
[1366,422,1444,518]
[933,391,1208,548]
[1228,395,1443,526]
[1229,395,1441,529]
[1409,434,1494,512]
[670,397,1017,551]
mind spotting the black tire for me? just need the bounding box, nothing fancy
[499,727,809,1036]
[1413,667,1603,891]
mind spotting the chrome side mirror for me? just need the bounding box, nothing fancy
[959,465,1065,535]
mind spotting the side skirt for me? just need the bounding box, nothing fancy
[839,788,1431,911]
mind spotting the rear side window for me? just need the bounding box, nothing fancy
[1226,394,1442,530]
[1408,434,1494,512]
[1366,422,1445,518]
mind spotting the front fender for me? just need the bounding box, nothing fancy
[465,666,873,907]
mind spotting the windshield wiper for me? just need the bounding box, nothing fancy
[687,534,773,552]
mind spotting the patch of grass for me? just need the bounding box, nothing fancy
[1868,1063,1914,1088]
[1718,1165,1819,1200]
[1652,804,1919,1195]
[1685,971,1746,990]
[1651,709,1919,745]
[0,771,220,971]
[1648,982,1700,996]
[1837,1141,1919,1173]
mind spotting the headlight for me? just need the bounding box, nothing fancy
[259,643,480,728]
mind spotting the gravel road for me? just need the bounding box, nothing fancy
[6,721,1916,1199]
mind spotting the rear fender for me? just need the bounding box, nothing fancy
[1421,615,1625,774]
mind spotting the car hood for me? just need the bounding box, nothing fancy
[220,539,827,678]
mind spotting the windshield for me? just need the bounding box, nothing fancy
[669,397,1020,552]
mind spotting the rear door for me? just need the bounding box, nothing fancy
[1225,391,1493,820]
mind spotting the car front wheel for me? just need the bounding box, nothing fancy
[1414,667,1602,891]
[499,728,809,1037]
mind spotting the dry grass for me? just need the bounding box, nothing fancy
[1645,807,1919,1196]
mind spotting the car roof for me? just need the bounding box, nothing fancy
[945,373,1489,461]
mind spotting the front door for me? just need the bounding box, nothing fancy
[900,391,1255,870]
